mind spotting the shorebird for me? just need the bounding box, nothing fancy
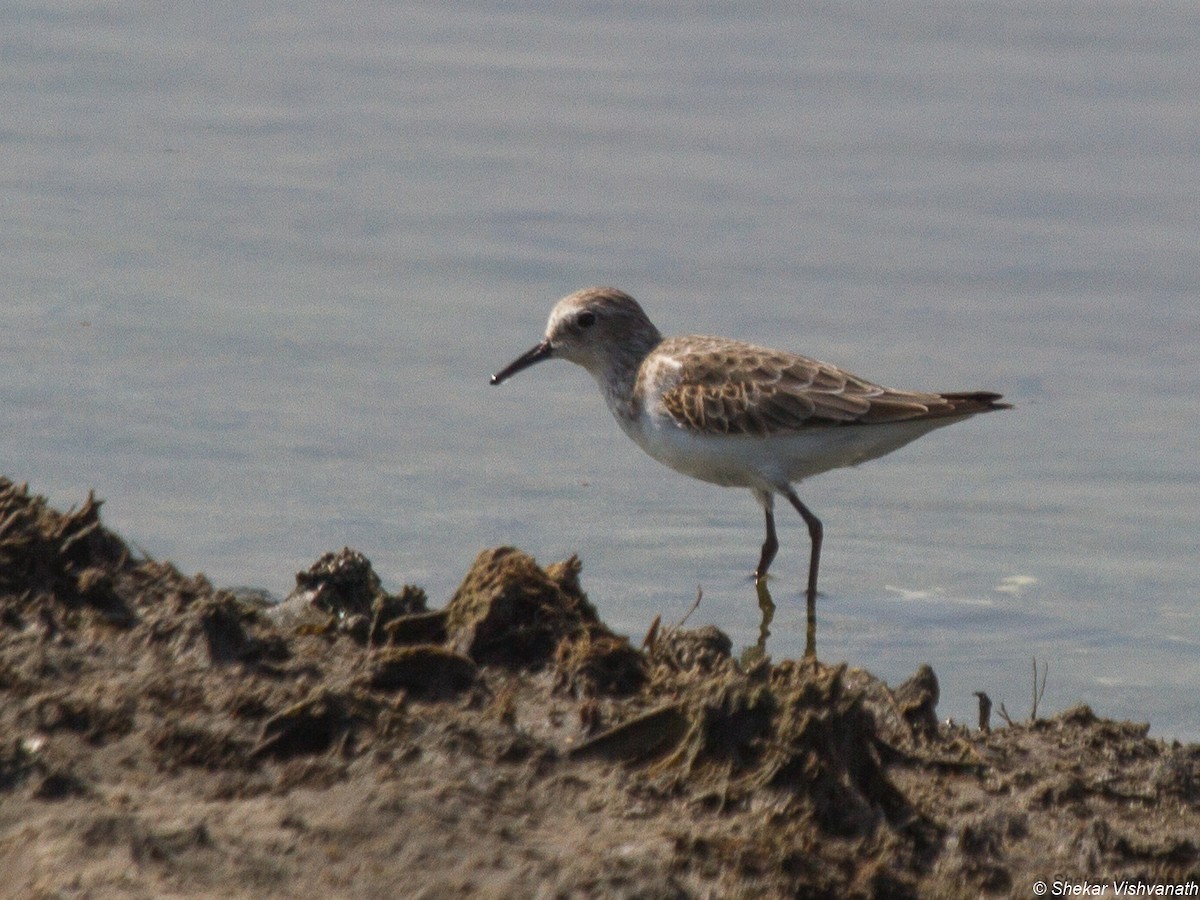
[491,287,1009,608]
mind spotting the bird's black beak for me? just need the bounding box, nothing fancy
[490,340,553,385]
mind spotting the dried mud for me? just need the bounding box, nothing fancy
[1,477,1197,898]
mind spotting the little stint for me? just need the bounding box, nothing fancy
[491,287,1009,610]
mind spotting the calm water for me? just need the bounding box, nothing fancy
[4,2,1198,739]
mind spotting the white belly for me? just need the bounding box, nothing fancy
[619,410,963,492]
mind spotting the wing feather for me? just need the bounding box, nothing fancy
[652,336,1001,436]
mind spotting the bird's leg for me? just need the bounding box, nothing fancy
[783,487,822,608]
[753,490,778,582]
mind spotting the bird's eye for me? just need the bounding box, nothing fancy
[577,312,596,329]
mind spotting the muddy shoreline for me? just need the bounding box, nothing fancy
[1,478,1197,897]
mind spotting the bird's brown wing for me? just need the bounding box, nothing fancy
[655,337,1004,437]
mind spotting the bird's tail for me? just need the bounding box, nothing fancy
[937,391,1013,413]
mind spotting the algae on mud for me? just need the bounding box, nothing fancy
[1,477,1197,897]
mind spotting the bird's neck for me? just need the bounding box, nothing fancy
[595,335,661,423]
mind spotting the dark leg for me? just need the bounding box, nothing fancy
[783,487,823,607]
[752,489,778,582]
